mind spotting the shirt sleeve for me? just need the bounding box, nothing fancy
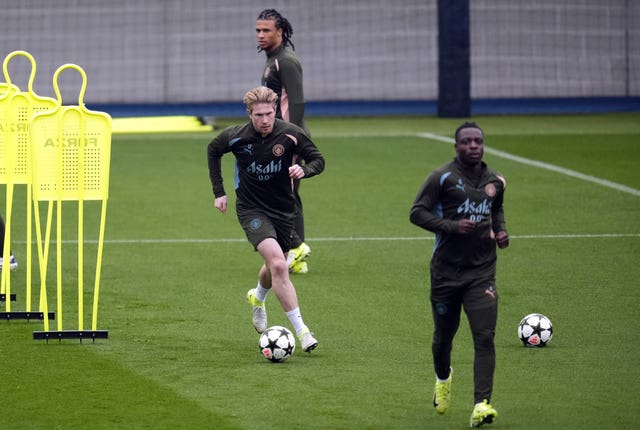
[409,173,458,234]
[278,57,306,128]
[207,130,230,198]
[491,178,507,233]
[296,133,325,178]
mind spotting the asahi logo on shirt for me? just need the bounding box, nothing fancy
[247,159,282,175]
[457,198,492,216]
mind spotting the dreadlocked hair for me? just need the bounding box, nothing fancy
[257,9,295,51]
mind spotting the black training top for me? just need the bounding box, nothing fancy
[410,158,507,280]
[261,44,308,134]
[207,119,324,218]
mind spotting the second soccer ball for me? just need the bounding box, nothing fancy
[518,313,553,347]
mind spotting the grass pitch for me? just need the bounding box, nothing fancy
[1,113,639,429]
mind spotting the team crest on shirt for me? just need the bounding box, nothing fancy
[272,144,285,157]
[485,183,496,197]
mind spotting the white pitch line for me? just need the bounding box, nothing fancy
[418,132,640,197]
[17,233,638,245]
[117,130,640,197]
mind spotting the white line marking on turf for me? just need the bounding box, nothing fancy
[21,233,637,245]
[117,130,640,197]
[418,132,640,197]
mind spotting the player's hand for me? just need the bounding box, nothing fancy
[457,219,476,234]
[214,196,227,213]
[496,230,509,248]
[289,164,305,179]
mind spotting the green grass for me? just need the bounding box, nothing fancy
[1,113,639,429]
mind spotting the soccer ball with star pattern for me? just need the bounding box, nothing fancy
[518,313,553,347]
[259,326,296,362]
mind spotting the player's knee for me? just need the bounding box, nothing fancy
[269,258,289,278]
[472,328,496,351]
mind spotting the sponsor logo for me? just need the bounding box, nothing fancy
[0,123,28,132]
[246,159,282,175]
[457,198,492,215]
[457,198,492,223]
[44,137,99,148]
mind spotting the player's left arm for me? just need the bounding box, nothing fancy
[279,58,306,128]
[293,136,324,179]
[492,177,509,248]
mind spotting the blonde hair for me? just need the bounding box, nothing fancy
[243,86,278,112]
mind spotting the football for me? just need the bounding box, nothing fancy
[518,313,553,347]
[259,325,296,362]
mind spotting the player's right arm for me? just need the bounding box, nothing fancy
[207,129,233,203]
[214,196,227,213]
[409,171,458,234]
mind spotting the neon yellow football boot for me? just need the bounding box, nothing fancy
[287,243,311,273]
[470,399,497,428]
[297,327,318,352]
[433,368,452,414]
[246,289,267,333]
